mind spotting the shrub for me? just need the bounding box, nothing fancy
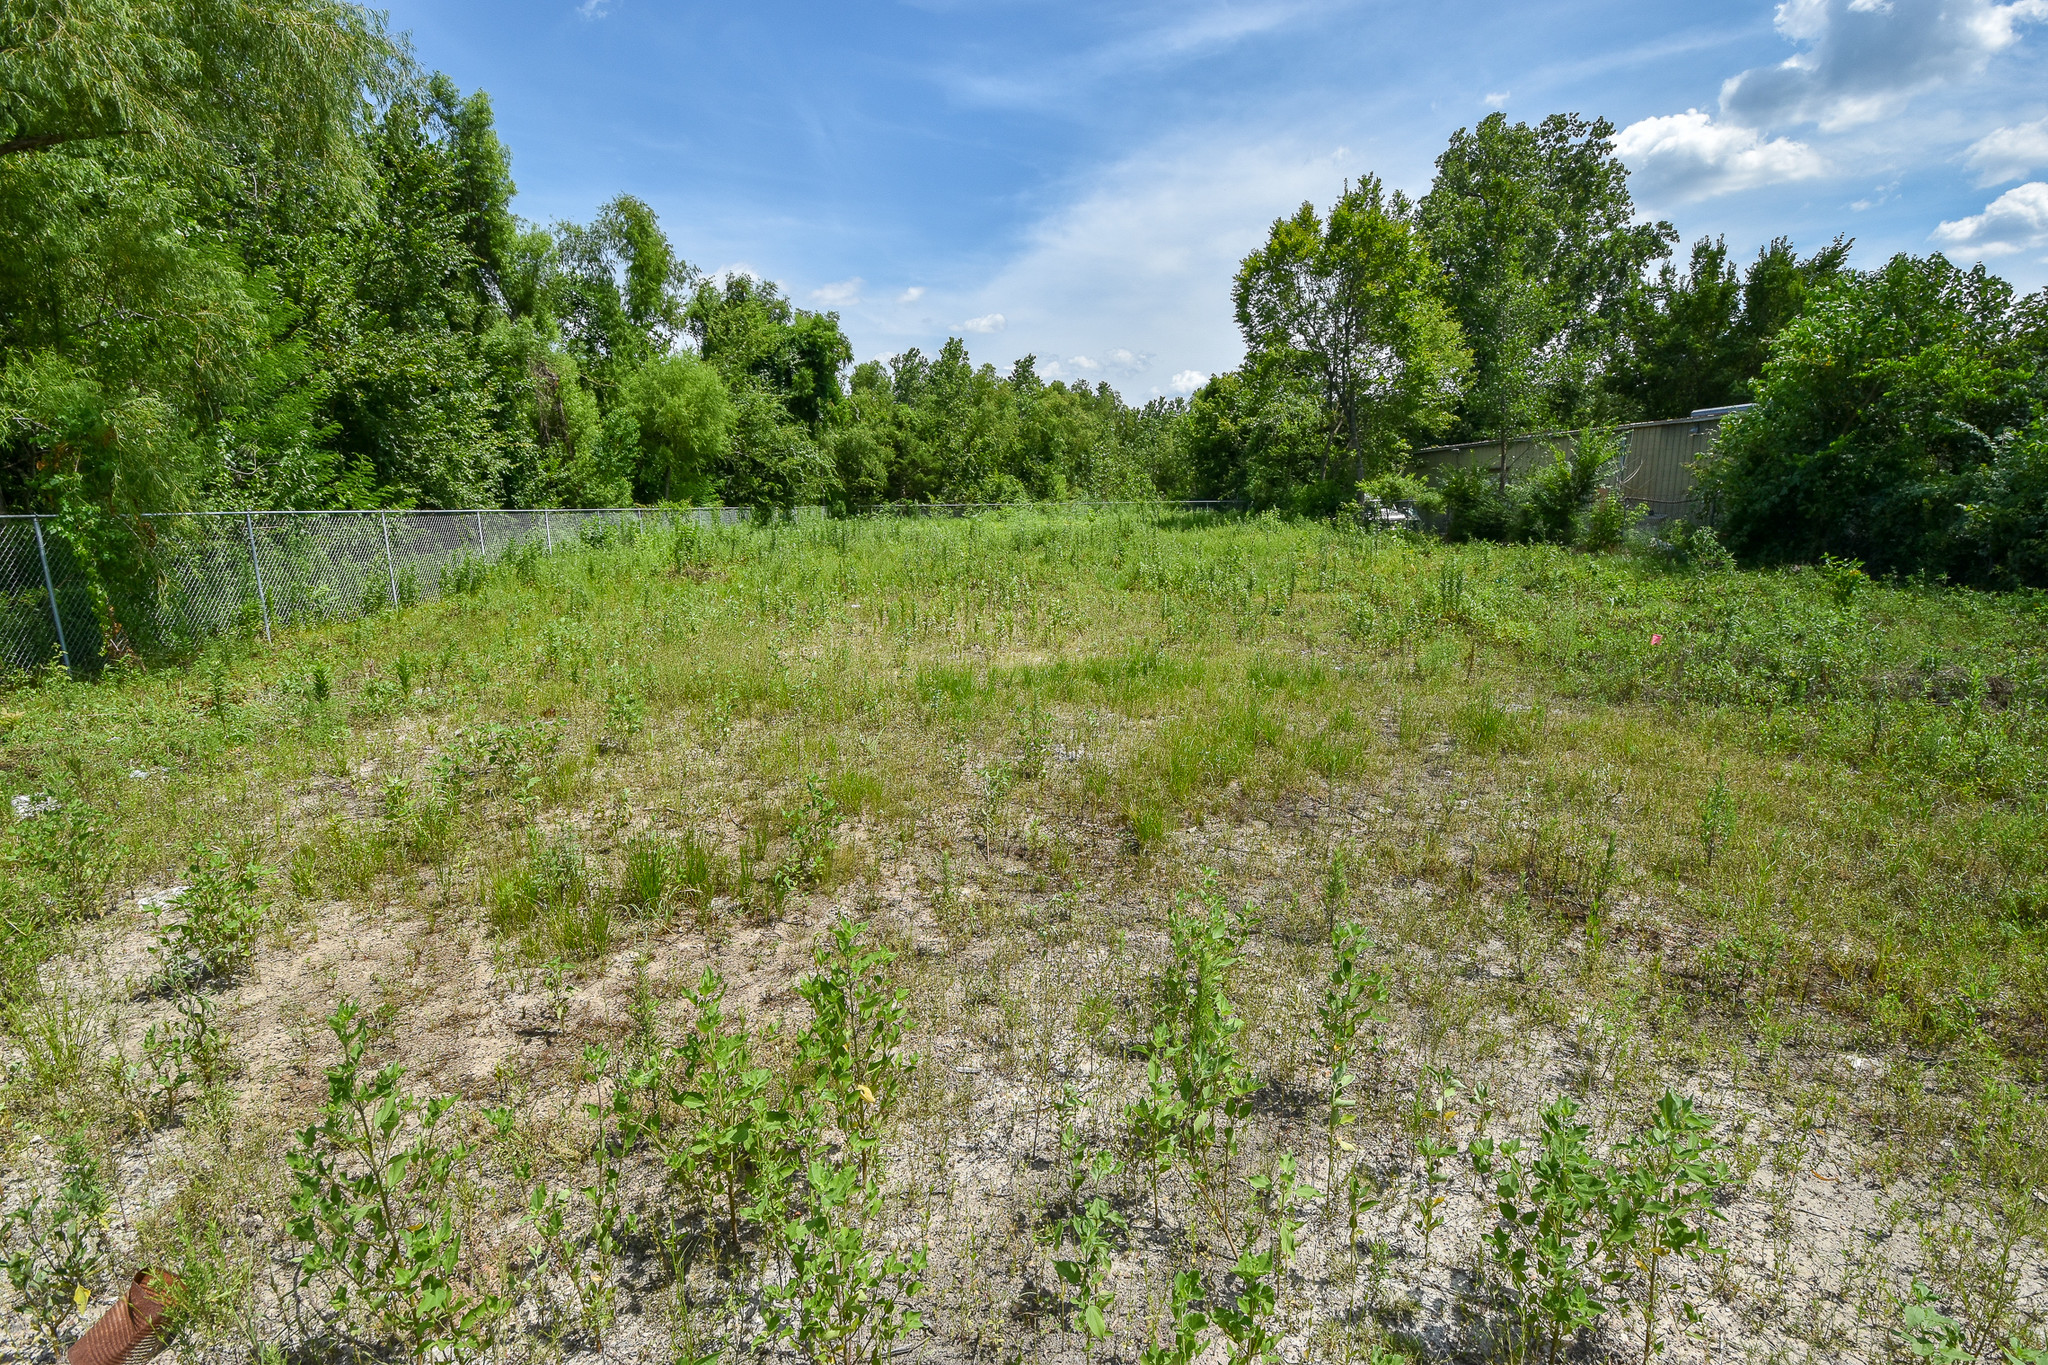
[150,851,264,990]
[1701,253,2047,587]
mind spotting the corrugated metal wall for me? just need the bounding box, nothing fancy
[1413,414,1727,519]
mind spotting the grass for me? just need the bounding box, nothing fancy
[1,508,2045,1363]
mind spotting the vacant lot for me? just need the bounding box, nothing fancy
[3,510,2044,1365]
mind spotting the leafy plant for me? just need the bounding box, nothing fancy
[777,775,842,896]
[149,850,265,989]
[1317,919,1388,1198]
[599,669,646,753]
[1212,1154,1316,1365]
[528,1043,652,1350]
[287,999,506,1363]
[767,1158,926,1365]
[1610,1091,1730,1364]
[1696,769,1734,872]
[1,1146,109,1354]
[1140,1270,1210,1365]
[1127,876,1259,1225]
[140,989,230,1121]
[665,965,786,1249]
[1409,1066,1461,1266]
[1047,1086,1125,1363]
[1469,1095,1625,1365]
[797,919,913,1179]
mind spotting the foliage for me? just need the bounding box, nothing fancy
[525,1043,650,1350]
[797,919,912,1170]
[1,1143,108,1353]
[664,965,786,1247]
[1702,252,2048,586]
[1235,176,1470,487]
[149,850,264,989]
[767,1157,927,1365]
[286,999,506,1362]
[1468,1095,1624,1365]
[1605,234,1850,421]
[1439,426,1628,548]
[139,988,229,1121]
[1212,1154,1316,1365]
[1127,875,1259,1220]
[1418,112,1674,442]
[1610,1092,1728,1364]
[1317,919,1387,1195]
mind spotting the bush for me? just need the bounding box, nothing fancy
[1440,427,1625,546]
[1701,253,2048,587]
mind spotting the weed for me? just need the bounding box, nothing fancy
[1213,1153,1316,1365]
[1317,920,1388,1199]
[1696,768,1734,872]
[7,986,99,1095]
[1610,1091,1731,1364]
[777,775,842,898]
[1140,1270,1210,1365]
[1409,1067,1461,1266]
[798,919,914,1178]
[139,989,230,1122]
[767,1157,927,1365]
[287,999,506,1362]
[1128,875,1258,1235]
[664,965,784,1249]
[150,851,264,990]
[620,833,675,917]
[528,1043,651,1349]
[1,1144,109,1353]
[599,669,646,753]
[1469,1095,1625,1365]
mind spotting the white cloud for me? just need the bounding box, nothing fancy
[576,0,611,17]
[1964,117,2048,184]
[1615,109,1828,200]
[1169,370,1208,394]
[959,313,1007,333]
[1483,90,1510,108]
[809,277,864,307]
[948,135,1352,392]
[1931,180,2048,254]
[898,286,926,303]
[937,1,1318,111]
[1719,0,2048,132]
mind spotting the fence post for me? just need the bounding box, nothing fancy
[381,512,399,607]
[543,509,552,552]
[475,510,486,555]
[30,515,71,675]
[244,510,272,642]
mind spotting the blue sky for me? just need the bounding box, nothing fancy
[385,0,2048,401]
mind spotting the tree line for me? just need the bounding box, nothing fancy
[3,1,2043,585]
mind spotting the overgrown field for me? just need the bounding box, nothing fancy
[3,511,2045,1365]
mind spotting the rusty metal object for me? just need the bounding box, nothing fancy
[66,1269,180,1365]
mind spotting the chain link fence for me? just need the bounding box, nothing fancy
[0,506,749,676]
[0,501,1242,675]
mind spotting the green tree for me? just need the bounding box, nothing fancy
[1234,175,1470,495]
[1419,112,1674,455]
[1703,253,2048,584]
[1606,234,1851,420]
[613,354,734,504]
[0,0,397,166]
